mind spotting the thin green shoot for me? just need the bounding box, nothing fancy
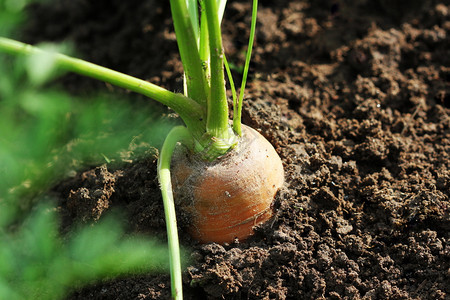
[157,126,194,300]
[233,0,258,136]
[101,153,112,164]
[223,54,238,116]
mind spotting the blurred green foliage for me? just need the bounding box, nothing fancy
[0,0,49,36]
[0,206,169,300]
[0,1,177,299]
[0,56,172,205]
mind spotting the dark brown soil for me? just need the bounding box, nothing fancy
[24,0,449,299]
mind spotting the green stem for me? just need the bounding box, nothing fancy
[157,126,193,300]
[0,37,207,142]
[223,54,238,117]
[170,0,208,106]
[186,0,200,43]
[199,1,210,88]
[199,0,227,75]
[233,0,258,136]
[204,0,229,140]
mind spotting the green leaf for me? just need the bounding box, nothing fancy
[0,205,170,300]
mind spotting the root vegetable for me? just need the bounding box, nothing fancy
[172,125,284,244]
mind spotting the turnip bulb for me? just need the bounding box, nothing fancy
[172,125,284,244]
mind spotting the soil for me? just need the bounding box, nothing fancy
[23,0,449,299]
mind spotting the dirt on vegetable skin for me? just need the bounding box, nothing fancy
[24,0,450,299]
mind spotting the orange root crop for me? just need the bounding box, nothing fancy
[172,125,284,244]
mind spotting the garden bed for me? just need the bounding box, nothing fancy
[25,0,449,299]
